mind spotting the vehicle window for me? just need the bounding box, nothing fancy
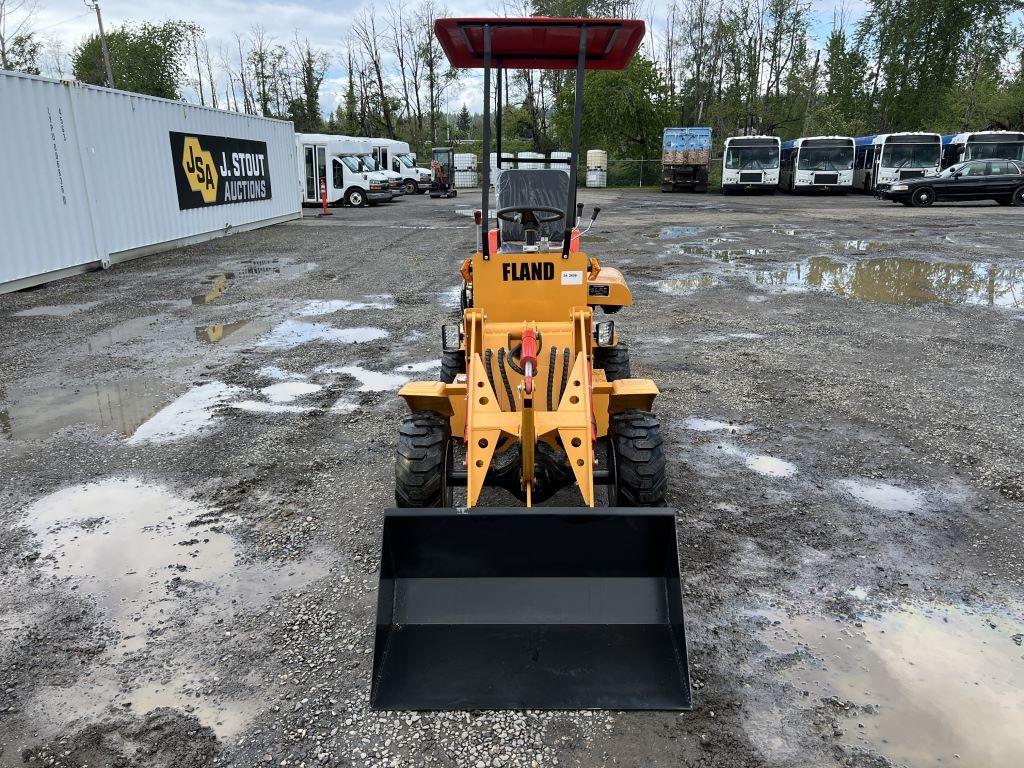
[797,146,854,171]
[988,160,1015,175]
[341,156,361,172]
[725,145,780,170]
[396,154,415,168]
[880,142,941,169]
[333,159,344,188]
[959,162,987,177]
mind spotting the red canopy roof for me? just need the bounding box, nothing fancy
[434,17,645,71]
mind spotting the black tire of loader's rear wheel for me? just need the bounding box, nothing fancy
[610,409,667,506]
[594,345,631,381]
[440,349,466,383]
[395,411,451,507]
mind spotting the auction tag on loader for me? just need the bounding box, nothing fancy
[561,270,583,285]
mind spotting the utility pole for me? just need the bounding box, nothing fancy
[802,49,821,136]
[84,0,115,89]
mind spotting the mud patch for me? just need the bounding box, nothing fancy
[760,602,1024,768]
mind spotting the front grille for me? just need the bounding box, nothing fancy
[739,171,763,183]
[900,170,924,179]
[814,173,839,185]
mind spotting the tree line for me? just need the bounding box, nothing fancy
[3,0,1023,160]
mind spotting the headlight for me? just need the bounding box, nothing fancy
[420,174,431,182]
[890,184,909,192]
[369,184,383,190]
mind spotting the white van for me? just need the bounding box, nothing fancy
[370,138,433,195]
[296,133,393,208]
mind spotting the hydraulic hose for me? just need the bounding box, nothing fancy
[559,348,570,404]
[484,348,498,401]
[547,345,557,411]
[497,347,516,412]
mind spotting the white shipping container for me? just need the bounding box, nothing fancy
[586,149,608,170]
[0,71,300,293]
[586,169,608,188]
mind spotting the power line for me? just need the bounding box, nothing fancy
[33,10,92,34]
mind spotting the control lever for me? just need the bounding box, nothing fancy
[579,206,601,237]
[575,202,584,227]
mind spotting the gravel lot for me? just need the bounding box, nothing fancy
[1,188,1023,768]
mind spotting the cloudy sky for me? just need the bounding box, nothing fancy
[30,0,866,115]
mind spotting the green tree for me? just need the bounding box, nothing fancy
[2,30,39,74]
[456,103,472,137]
[72,21,192,99]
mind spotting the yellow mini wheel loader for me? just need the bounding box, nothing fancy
[371,17,691,711]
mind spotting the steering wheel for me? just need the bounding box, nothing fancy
[496,206,565,224]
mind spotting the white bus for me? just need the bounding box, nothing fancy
[369,138,433,195]
[779,136,855,192]
[295,134,393,208]
[853,133,942,193]
[721,135,781,193]
[942,131,1024,168]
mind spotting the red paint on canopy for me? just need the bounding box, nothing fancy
[434,17,645,71]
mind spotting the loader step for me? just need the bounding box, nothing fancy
[371,508,692,711]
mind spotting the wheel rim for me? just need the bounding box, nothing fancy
[1016,189,1024,205]
[917,189,932,205]
[351,191,363,206]
[405,181,416,195]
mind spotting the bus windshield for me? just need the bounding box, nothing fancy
[396,153,416,168]
[341,156,362,172]
[880,142,940,168]
[725,145,779,170]
[798,146,853,171]
[965,142,1024,161]
[358,154,380,172]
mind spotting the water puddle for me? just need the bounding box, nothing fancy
[0,379,182,441]
[260,382,323,403]
[835,478,924,512]
[194,318,272,344]
[256,320,389,349]
[317,365,411,392]
[840,240,892,252]
[684,417,752,434]
[712,248,773,261]
[394,359,441,374]
[715,443,797,478]
[662,244,711,258]
[762,603,1024,767]
[650,275,720,295]
[191,273,234,305]
[752,256,1024,307]
[299,296,395,315]
[127,382,243,444]
[655,226,704,239]
[21,477,329,737]
[237,258,317,278]
[229,400,312,414]
[14,300,104,317]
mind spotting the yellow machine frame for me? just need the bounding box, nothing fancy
[399,245,659,507]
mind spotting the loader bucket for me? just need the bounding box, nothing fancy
[370,508,691,710]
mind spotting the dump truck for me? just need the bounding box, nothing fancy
[661,126,711,192]
[370,16,691,712]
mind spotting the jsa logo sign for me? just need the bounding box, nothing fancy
[170,132,272,210]
[502,261,556,281]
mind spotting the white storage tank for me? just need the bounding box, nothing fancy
[586,149,608,170]
[586,169,608,188]
[0,71,300,293]
[454,170,478,188]
[517,151,545,170]
[549,151,571,173]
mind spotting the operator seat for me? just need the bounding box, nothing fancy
[495,169,569,242]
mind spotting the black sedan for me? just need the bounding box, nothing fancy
[883,159,1024,207]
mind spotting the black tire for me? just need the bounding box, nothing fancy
[460,281,473,311]
[1013,186,1024,206]
[345,187,366,207]
[910,186,935,207]
[440,349,465,383]
[395,411,451,507]
[593,344,631,381]
[609,409,667,506]
[404,179,417,195]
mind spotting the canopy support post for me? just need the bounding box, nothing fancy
[481,25,491,261]
[562,26,587,259]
